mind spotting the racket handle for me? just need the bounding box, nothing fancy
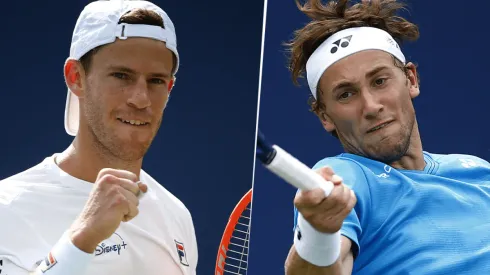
[265,145,334,196]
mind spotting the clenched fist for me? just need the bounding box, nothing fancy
[294,166,357,233]
[68,168,148,253]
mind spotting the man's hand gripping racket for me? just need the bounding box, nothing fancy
[256,130,356,267]
[256,130,334,194]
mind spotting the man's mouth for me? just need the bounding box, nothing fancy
[367,120,393,133]
[117,118,150,126]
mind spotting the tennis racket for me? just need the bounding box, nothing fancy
[215,189,252,275]
[255,130,334,194]
[215,130,334,274]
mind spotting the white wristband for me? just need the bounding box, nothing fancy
[294,213,341,267]
[34,231,93,275]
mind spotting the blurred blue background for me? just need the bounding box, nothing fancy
[1,0,264,273]
[249,0,490,273]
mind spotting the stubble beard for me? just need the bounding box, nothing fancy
[83,90,160,162]
[339,115,415,165]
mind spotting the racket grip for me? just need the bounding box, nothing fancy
[265,145,334,196]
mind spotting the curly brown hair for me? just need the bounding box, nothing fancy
[285,0,420,136]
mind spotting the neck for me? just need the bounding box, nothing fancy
[56,129,143,183]
[388,120,425,171]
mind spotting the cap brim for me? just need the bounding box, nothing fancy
[64,89,79,136]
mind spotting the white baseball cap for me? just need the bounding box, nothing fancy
[64,0,179,136]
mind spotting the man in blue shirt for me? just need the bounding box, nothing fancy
[284,0,490,274]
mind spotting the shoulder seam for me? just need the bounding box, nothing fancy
[317,156,373,232]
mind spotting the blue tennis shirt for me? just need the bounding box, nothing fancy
[293,151,490,274]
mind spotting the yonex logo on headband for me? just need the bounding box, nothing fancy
[331,35,352,53]
[306,27,406,99]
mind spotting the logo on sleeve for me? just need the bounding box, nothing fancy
[37,252,57,273]
[174,240,189,266]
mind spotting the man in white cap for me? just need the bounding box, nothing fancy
[283,0,490,274]
[0,1,197,274]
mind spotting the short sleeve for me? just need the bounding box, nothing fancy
[0,202,51,270]
[293,157,372,259]
[187,211,198,274]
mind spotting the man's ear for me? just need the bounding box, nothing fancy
[405,62,420,99]
[64,59,86,98]
[168,77,176,93]
[319,111,336,134]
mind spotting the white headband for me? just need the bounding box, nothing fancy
[305,27,406,99]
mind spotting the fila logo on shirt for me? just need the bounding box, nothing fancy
[330,35,353,54]
[175,240,189,266]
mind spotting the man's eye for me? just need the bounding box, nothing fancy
[374,78,387,86]
[149,78,164,84]
[112,72,129,79]
[338,91,353,100]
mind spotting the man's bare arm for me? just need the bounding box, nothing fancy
[285,236,354,275]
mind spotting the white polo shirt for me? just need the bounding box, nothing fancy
[0,155,198,275]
